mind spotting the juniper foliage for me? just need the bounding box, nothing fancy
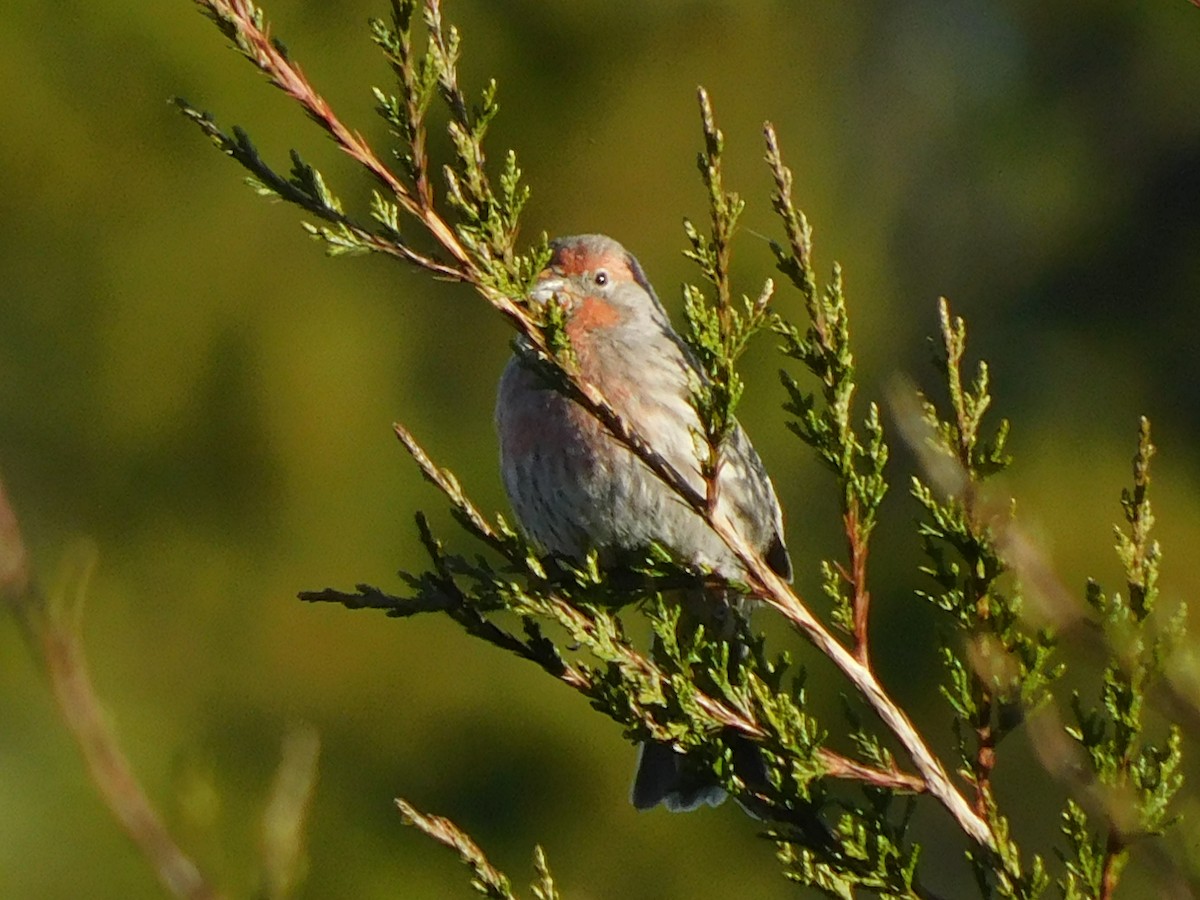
[166,2,1187,896]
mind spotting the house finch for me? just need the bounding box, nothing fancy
[495,234,791,811]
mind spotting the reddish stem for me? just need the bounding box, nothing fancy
[844,504,872,666]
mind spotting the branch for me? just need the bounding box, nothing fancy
[0,478,223,900]
[187,0,989,849]
[192,0,471,272]
[397,797,565,900]
[39,611,222,900]
[396,798,516,899]
[716,527,993,847]
[0,474,29,604]
[300,583,923,795]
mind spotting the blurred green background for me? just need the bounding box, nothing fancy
[3,1,1199,897]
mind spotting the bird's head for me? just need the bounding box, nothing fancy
[530,234,668,336]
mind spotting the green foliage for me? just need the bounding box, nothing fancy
[913,300,1062,897]
[917,300,1061,731]
[914,313,1185,898]
[308,427,830,801]
[394,796,564,900]
[1058,801,1109,900]
[680,89,774,506]
[1058,419,1184,897]
[764,125,888,649]
[397,797,531,899]
[179,1,1187,897]
[965,793,1051,900]
[178,0,547,301]
[775,773,922,900]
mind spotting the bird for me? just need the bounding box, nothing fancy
[494,233,792,811]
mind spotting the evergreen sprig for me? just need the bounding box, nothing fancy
[914,298,1062,896]
[763,125,888,662]
[1061,419,1184,899]
[396,798,519,899]
[395,797,565,899]
[917,302,1061,738]
[189,0,994,869]
[179,20,954,830]
[680,88,774,513]
[303,428,850,808]
[179,1,1188,896]
[179,0,546,299]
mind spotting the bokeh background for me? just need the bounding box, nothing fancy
[3,1,1199,897]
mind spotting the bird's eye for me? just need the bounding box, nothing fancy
[593,270,609,287]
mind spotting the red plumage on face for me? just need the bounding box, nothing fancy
[545,241,634,284]
[537,237,638,346]
[535,236,664,345]
[542,235,658,300]
[565,295,622,339]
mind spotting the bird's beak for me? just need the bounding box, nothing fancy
[529,273,569,306]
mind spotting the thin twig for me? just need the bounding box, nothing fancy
[396,798,515,899]
[40,611,221,899]
[1,478,222,898]
[13,551,223,899]
[261,725,320,900]
[844,506,873,666]
[1,476,222,898]
[196,0,471,272]
[0,475,30,604]
[301,583,923,794]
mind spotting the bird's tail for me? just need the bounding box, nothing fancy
[630,742,728,811]
[629,727,771,812]
[631,588,762,811]
[631,736,835,850]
